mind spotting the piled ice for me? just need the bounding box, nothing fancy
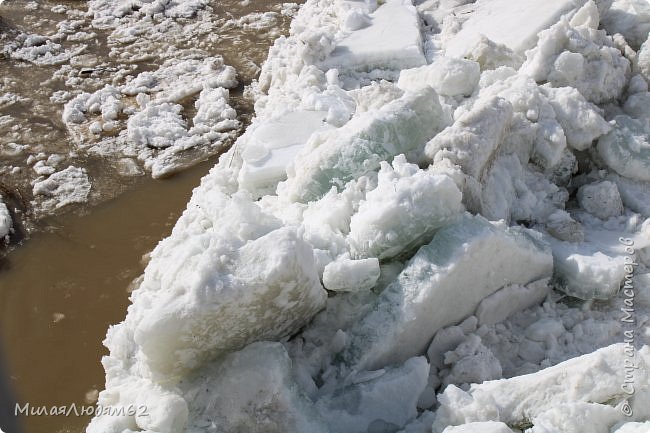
[0,197,11,242]
[434,344,650,433]
[342,214,553,371]
[90,0,650,432]
[63,58,240,178]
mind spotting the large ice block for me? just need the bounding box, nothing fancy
[342,214,553,370]
[280,87,446,203]
[133,227,327,380]
[322,0,426,73]
[238,110,332,195]
[597,115,650,182]
[433,344,650,433]
[348,155,463,260]
[444,0,586,58]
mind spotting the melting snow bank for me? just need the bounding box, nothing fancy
[91,0,650,432]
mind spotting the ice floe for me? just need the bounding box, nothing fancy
[31,166,91,213]
[63,57,240,178]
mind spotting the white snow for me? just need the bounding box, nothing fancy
[348,155,464,260]
[322,256,380,292]
[131,226,326,380]
[577,180,624,220]
[597,115,650,182]
[127,103,188,149]
[342,214,553,370]
[0,198,11,241]
[63,58,240,179]
[442,422,514,433]
[278,86,447,203]
[31,166,91,212]
[238,110,332,196]
[434,344,650,433]
[521,3,630,104]
[397,57,480,97]
[602,0,650,49]
[86,1,650,432]
[549,223,649,299]
[475,278,551,326]
[180,342,328,433]
[321,0,426,74]
[614,422,650,433]
[316,356,429,433]
[443,0,586,59]
[6,33,86,66]
[426,95,513,179]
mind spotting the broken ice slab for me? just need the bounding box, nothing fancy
[316,356,429,433]
[548,226,650,300]
[608,175,650,217]
[601,0,650,50]
[613,423,650,433]
[597,115,650,183]
[238,110,332,195]
[577,180,624,220]
[0,203,10,242]
[132,227,327,381]
[322,256,381,292]
[444,0,586,59]
[347,155,464,261]
[426,96,513,180]
[442,422,515,433]
[433,344,650,433]
[342,214,553,371]
[475,278,551,326]
[182,342,328,433]
[321,0,426,73]
[32,166,91,213]
[397,57,481,97]
[279,87,447,203]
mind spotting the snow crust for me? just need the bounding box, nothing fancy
[89,0,650,432]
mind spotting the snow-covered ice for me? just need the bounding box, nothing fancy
[63,58,240,179]
[348,155,464,260]
[0,197,11,241]
[238,110,333,195]
[31,166,91,213]
[598,115,650,182]
[279,86,447,202]
[434,344,650,432]
[86,0,650,432]
[321,0,427,74]
[342,214,552,370]
[444,0,587,60]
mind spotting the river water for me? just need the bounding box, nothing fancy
[0,1,297,432]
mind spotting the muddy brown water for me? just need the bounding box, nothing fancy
[0,159,217,433]
[0,1,300,432]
